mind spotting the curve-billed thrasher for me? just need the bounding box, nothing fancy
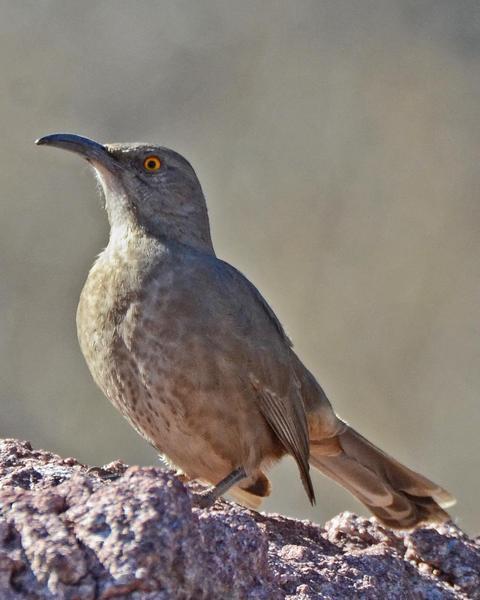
[36,133,454,528]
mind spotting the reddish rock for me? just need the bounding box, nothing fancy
[0,438,477,599]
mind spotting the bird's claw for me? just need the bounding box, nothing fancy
[191,490,217,509]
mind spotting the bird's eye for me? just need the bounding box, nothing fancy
[143,156,162,172]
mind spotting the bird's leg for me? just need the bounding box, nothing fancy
[193,467,247,508]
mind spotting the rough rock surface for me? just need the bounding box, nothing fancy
[0,439,477,599]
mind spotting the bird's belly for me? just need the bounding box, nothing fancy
[107,337,280,483]
[77,311,270,483]
[106,358,258,483]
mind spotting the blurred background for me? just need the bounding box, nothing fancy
[1,1,479,533]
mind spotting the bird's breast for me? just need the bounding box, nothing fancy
[76,244,159,389]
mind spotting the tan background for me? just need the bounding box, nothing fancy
[1,1,479,532]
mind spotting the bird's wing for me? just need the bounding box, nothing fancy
[250,374,315,503]
[210,258,314,502]
[213,258,293,347]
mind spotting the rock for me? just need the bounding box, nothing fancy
[0,439,477,599]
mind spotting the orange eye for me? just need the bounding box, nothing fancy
[143,155,162,171]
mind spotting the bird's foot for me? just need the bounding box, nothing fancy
[190,466,247,509]
[191,489,218,509]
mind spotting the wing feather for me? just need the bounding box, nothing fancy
[251,376,315,504]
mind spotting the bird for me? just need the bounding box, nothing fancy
[36,133,455,529]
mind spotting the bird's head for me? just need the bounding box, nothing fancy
[36,133,213,252]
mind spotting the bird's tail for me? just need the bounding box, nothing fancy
[309,423,455,529]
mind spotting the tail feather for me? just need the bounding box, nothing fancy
[310,424,455,529]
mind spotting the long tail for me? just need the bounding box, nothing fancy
[310,424,455,529]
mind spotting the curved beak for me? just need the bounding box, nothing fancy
[35,133,114,169]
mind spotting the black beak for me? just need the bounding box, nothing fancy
[35,133,114,169]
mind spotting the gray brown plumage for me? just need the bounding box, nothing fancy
[36,133,455,529]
